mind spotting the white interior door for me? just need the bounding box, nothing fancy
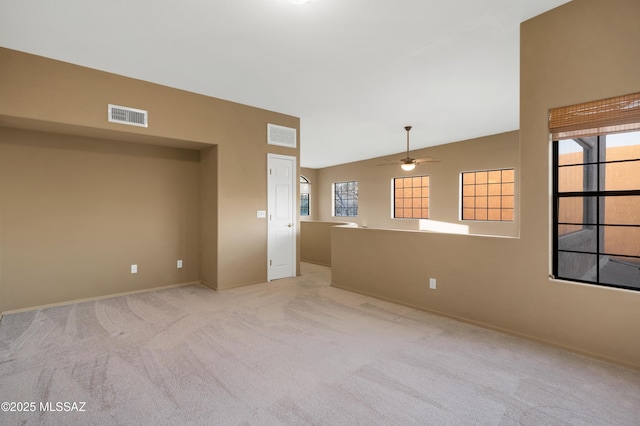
[267,154,296,281]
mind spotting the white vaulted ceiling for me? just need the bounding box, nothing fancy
[0,0,571,168]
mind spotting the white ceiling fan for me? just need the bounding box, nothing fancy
[380,126,439,171]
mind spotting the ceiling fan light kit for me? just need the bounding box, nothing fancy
[401,126,416,171]
[401,161,416,171]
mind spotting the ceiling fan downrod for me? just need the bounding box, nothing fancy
[405,126,412,157]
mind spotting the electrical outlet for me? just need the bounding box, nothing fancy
[177,259,183,268]
[429,278,436,289]
[131,264,138,274]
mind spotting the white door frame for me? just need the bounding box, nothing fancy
[267,153,297,281]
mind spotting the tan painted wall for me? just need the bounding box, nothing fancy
[331,0,640,369]
[518,0,640,365]
[317,131,520,237]
[0,128,201,309]
[199,146,218,288]
[300,221,354,266]
[0,48,300,311]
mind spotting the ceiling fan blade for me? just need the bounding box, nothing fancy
[377,159,437,167]
[415,156,440,164]
[377,157,402,164]
[377,127,442,168]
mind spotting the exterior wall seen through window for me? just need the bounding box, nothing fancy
[393,176,429,219]
[553,131,640,291]
[461,169,514,221]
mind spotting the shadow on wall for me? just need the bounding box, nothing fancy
[301,221,356,266]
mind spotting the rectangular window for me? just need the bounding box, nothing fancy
[300,194,309,216]
[393,176,429,219]
[553,131,640,290]
[300,176,310,216]
[550,92,640,291]
[334,181,358,217]
[461,169,514,221]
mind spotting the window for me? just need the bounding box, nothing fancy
[461,169,514,221]
[550,92,640,290]
[334,181,358,217]
[553,132,640,290]
[393,176,429,219]
[300,176,310,216]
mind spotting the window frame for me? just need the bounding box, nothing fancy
[392,175,430,220]
[552,132,640,291]
[333,180,358,217]
[300,176,310,217]
[460,168,515,222]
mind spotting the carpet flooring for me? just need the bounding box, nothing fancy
[1,262,639,425]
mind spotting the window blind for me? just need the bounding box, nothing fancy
[549,92,640,140]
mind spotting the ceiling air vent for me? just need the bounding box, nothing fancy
[108,104,148,128]
[267,123,296,148]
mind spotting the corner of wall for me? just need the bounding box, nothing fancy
[199,145,219,289]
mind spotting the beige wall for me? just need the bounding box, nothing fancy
[518,0,640,365]
[331,0,640,369]
[300,221,354,266]
[199,146,218,288]
[0,48,300,312]
[0,128,201,308]
[317,131,520,237]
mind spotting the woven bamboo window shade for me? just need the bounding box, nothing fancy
[549,92,640,140]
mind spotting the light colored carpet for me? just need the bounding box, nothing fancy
[1,262,639,425]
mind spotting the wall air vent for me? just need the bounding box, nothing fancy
[267,123,296,148]
[108,104,148,128]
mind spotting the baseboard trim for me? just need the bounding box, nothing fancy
[199,280,217,291]
[300,259,331,267]
[331,282,640,372]
[217,279,268,290]
[0,280,204,319]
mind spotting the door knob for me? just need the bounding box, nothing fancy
[287,223,293,227]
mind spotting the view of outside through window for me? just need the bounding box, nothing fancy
[554,130,640,290]
[300,176,309,216]
[394,176,429,219]
[334,181,358,216]
[461,169,514,221]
